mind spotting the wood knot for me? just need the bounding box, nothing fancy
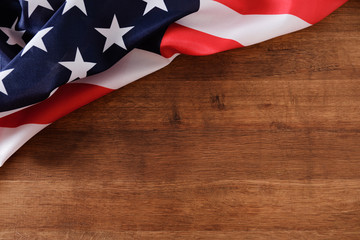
[257,103,272,109]
[169,105,181,126]
[210,94,225,110]
[270,121,291,131]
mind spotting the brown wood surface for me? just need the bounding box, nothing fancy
[1,1,360,239]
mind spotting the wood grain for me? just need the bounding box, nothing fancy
[1,1,360,239]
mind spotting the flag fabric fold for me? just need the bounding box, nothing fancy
[0,0,348,166]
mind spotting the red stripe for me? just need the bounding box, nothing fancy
[215,0,348,24]
[161,23,243,58]
[0,83,113,128]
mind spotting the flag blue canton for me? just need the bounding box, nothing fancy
[0,0,200,112]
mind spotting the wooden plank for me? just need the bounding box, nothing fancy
[0,0,359,239]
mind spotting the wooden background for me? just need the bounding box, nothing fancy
[1,1,359,239]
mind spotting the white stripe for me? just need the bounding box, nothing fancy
[0,124,49,167]
[176,0,311,46]
[75,48,178,89]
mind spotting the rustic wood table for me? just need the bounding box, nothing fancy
[1,1,359,239]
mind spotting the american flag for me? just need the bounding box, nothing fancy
[0,0,348,166]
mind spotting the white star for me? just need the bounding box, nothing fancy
[62,0,87,15]
[95,15,134,52]
[21,27,53,56]
[0,18,25,48]
[25,0,53,17]
[0,69,14,95]
[142,0,168,15]
[59,48,96,82]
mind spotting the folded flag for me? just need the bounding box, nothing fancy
[0,0,348,166]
